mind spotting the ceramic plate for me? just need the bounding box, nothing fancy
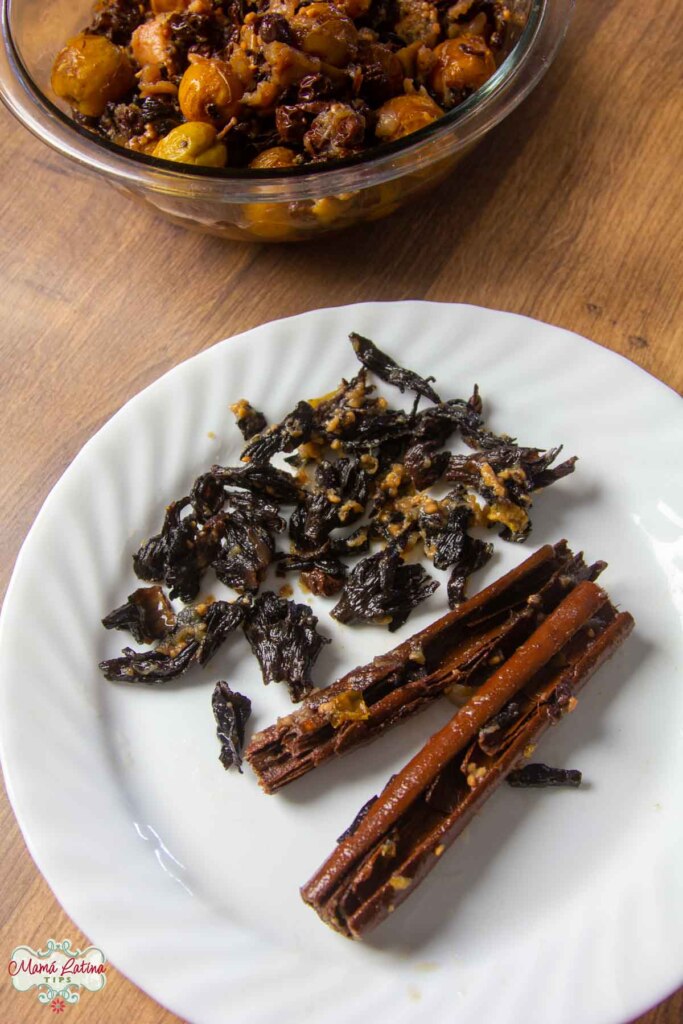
[1,303,681,1024]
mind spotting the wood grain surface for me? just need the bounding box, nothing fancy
[1,0,681,1020]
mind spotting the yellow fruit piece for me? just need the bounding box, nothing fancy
[178,58,244,126]
[153,123,227,167]
[51,32,135,117]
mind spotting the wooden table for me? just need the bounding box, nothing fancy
[1,0,681,1020]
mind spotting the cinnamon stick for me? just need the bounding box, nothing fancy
[301,582,633,938]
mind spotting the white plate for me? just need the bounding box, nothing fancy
[1,303,681,1024]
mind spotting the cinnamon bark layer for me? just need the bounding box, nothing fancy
[301,578,633,938]
[246,542,605,792]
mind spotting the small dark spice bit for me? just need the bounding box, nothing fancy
[244,592,331,701]
[331,545,439,632]
[230,399,268,442]
[102,585,176,645]
[212,681,252,772]
[545,676,577,722]
[349,333,441,405]
[507,763,582,788]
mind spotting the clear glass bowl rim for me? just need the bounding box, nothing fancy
[0,0,574,202]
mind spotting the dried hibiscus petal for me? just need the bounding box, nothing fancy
[275,552,347,596]
[403,441,450,490]
[212,681,252,772]
[99,640,199,684]
[226,490,286,533]
[241,400,314,464]
[446,536,494,608]
[165,513,226,603]
[190,472,227,521]
[289,456,370,551]
[342,408,412,453]
[445,444,578,543]
[198,599,247,666]
[244,592,330,701]
[102,585,176,644]
[231,399,267,441]
[276,552,347,578]
[100,598,244,683]
[132,498,225,604]
[428,500,473,570]
[211,463,303,504]
[328,527,371,557]
[350,332,441,404]
[213,520,275,594]
[331,545,439,631]
[507,763,582,788]
[410,399,474,448]
[301,568,346,596]
[133,497,191,583]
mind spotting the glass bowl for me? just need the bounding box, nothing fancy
[0,0,573,241]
